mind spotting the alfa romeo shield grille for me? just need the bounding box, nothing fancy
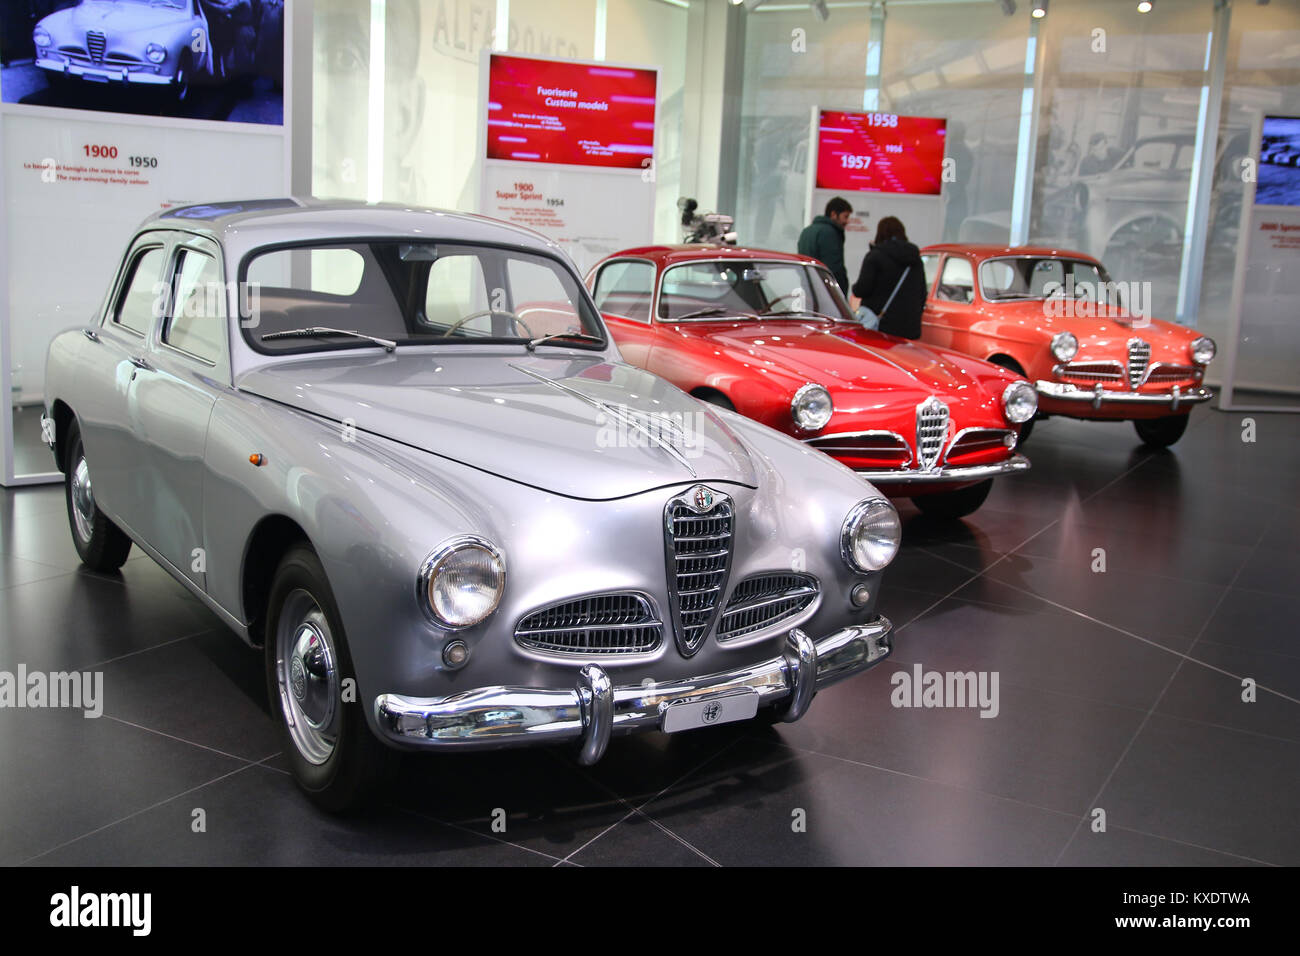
[916,398,950,470]
[664,485,733,656]
[1127,338,1151,389]
[86,31,106,62]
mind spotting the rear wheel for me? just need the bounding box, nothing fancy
[63,422,132,572]
[989,355,1035,445]
[1133,414,1189,448]
[912,478,993,519]
[265,545,396,812]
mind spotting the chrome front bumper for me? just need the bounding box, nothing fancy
[1037,381,1213,411]
[36,58,175,85]
[856,453,1030,484]
[374,617,892,764]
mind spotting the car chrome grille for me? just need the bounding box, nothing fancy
[805,432,911,466]
[947,428,1015,461]
[515,592,662,655]
[1058,361,1124,384]
[664,486,733,656]
[86,31,106,62]
[1127,338,1151,389]
[718,573,819,642]
[915,398,950,470]
[1144,364,1196,385]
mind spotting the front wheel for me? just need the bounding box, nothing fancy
[64,422,132,572]
[912,478,993,519]
[265,545,396,812]
[1133,414,1189,448]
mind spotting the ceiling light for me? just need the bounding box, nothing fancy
[1137,0,1153,12]
[1032,0,1048,17]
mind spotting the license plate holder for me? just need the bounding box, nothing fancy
[661,690,759,733]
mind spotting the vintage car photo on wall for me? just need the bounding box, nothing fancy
[586,245,1036,519]
[1,0,283,123]
[42,199,900,810]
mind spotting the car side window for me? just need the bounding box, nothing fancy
[920,254,939,297]
[164,248,226,365]
[114,246,167,336]
[936,256,975,304]
[506,258,584,337]
[592,261,654,323]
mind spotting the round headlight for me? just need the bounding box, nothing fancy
[842,497,902,573]
[420,536,505,628]
[1050,330,1078,362]
[34,28,51,49]
[146,43,167,64]
[1190,336,1216,365]
[792,383,833,431]
[1003,380,1038,424]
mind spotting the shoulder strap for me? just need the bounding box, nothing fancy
[878,266,911,318]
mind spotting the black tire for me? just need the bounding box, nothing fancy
[912,478,994,519]
[988,355,1036,445]
[1133,414,1189,448]
[264,545,397,812]
[64,422,132,572]
[695,391,735,412]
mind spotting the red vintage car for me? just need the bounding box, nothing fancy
[918,244,1216,447]
[585,245,1035,518]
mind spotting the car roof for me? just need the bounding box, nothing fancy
[921,243,1100,263]
[140,197,564,259]
[606,244,821,268]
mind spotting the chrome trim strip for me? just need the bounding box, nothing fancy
[855,453,1031,483]
[1036,382,1213,408]
[373,617,893,753]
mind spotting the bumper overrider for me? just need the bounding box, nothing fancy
[374,617,892,764]
[856,454,1030,484]
[1037,381,1213,411]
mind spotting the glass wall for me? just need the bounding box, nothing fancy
[1199,0,1300,399]
[734,4,872,252]
[878,0,1030,246]
[1028,0,1215,321]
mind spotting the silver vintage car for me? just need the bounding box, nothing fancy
[43,199,899,810]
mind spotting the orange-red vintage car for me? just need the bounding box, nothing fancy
[917,244,1216,447]
[585,245,1036,519]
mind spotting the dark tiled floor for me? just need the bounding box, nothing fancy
[1,407,1297,866]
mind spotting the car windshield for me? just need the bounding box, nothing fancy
[979,256,1126,307]
[658,260,854,322]
[241,241,606,353]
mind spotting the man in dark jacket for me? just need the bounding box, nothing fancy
[798,197,853,293]
[851,216,928,339]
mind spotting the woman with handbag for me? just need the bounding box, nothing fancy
[851,217,928,339]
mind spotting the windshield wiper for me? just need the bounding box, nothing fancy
[674,307,754,320]
[526,331,606,351]
[759,309,841,321]
[260,327,397,352]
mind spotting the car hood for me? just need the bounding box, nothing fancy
[677,320,993,397]
[977,304,1199,357]
[53,1,189,36]
[235,351,759,501]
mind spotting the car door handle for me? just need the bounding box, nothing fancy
[129,356,154,371]
[83,329,100,343]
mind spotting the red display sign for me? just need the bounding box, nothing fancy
[486,54,657,170]
[815,110,947,195]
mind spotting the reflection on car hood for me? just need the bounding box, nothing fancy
[61,1,190,35]
[236,351,759,501]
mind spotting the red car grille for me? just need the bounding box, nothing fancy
[1144,364,1197,385]
[946,429,1014,464]
[1058,361,1124,384]
[806,433,911,469]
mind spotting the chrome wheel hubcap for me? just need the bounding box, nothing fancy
[70,456,95,544]
[275,590,340,765]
